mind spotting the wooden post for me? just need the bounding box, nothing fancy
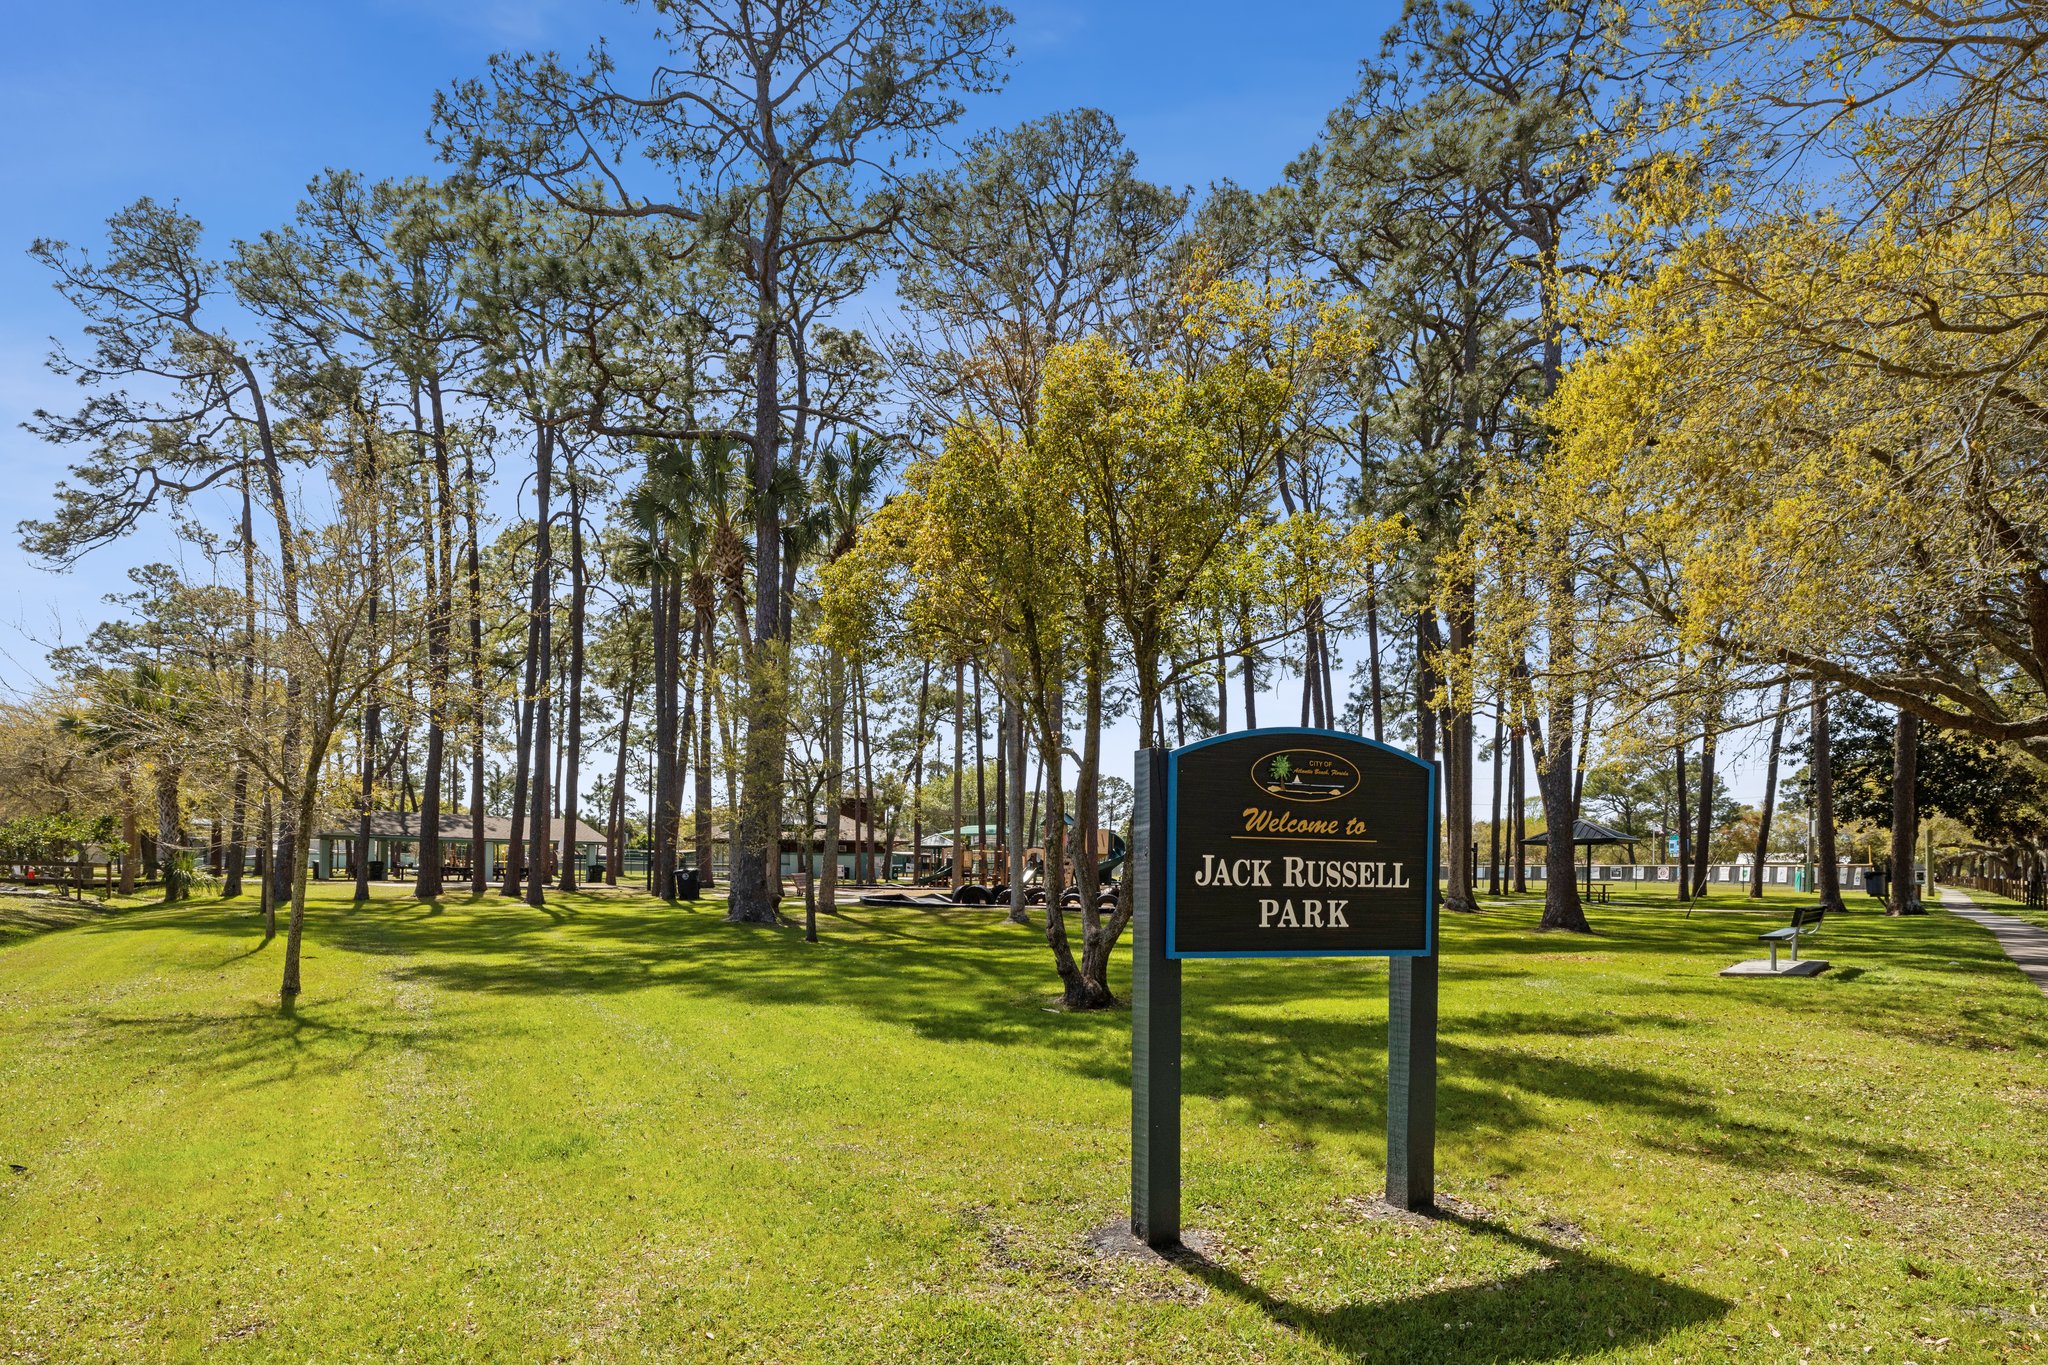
[1131,747,1181,1249]
[1385,952,1438,1212]
[1387,757,1440,1213]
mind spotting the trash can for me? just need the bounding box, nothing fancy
[676,867,701,901]
[588,862,605,883]
[366,861,386,881]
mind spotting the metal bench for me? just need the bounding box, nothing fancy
[1759,906,1824,969]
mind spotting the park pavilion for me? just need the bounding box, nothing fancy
[311,812,605,882]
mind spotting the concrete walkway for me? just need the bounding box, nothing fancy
[1940,887,2048,998]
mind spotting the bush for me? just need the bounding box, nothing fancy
[161,850,218,903]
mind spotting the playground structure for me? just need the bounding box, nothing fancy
[866,822,1128,909]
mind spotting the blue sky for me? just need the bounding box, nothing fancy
[0,0,1392,690]
[0,0,1780,820]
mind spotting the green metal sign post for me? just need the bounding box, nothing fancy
[1131,748,1181,1247]
[1131,728,1440,1249]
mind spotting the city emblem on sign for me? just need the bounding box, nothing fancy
[1252,748,1363,802]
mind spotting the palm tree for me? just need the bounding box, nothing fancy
[622,441,732,899]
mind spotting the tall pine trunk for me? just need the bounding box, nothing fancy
[1074,638,1103,896]
[1530,570,1587,932]
[1033,686,1101,1008]
[1510,726,1526,893]
[241,371,302,912]
[670,614,694,890]
[910,662,929,884]
[973,661,987,884]
[1890,709,1921,914]
[355,478,383,904]
[1812,682,1843,910]
[650,563,677,899]
[1005,667,1028,925]
[1439,332,1485,912]
[1487,702,1504,896]
[503,598,540,898]
[1416,615,1441,894]
[1691,719,1717,897]
[415,377,455,901]
[868,665,885,882]
[1674,742,1692,903]
[1749,679,1791,899]
[606,655,639,885]
[258,794,276,941]
[818,651,844,913]
[951,660,965,892]
[1239,614,1258,729]
[994,689,1008,886]
[726,230,791,926]
[693,614,714,885]
[225,476,257,899]
[1366,571,1384,741]
[557,467,588,894]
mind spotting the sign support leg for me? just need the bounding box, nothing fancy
[1385,952,1437,1212]
[1131,747,1181,1249]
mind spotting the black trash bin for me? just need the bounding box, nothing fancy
[366,861,386,881]
[676,867,701,901]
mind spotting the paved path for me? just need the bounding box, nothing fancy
[1940,887,2048,998]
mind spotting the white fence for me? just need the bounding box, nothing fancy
[1484,863,1875,891]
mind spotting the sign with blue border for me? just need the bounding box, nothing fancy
[1165,727,1436,958]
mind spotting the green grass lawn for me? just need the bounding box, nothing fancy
[1957,885,2048,933]
[3,880,2044,1362]
[0,887,132,948]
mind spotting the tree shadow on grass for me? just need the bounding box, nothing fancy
[0,893,138,949]
[1170,1211,1729,1363]
[58,890,2016,1190]
[208,936,274,968]
[75,1005,419,1093]
[350,902,1929,1187]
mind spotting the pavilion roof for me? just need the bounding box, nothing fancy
[1520,819,1641,848]
[313,812,605,844]
[706,813,892,845]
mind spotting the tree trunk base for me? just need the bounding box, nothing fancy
[1061,984,1118,1011]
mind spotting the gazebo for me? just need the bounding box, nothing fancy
[1521,818,1640,897]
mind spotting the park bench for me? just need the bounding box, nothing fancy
[1758,905,1824,970]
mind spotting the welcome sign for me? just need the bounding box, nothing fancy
[1166,730,1435,957]
[1131,727,1442,1248]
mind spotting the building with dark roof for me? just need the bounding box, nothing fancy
[309,812,606,881]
